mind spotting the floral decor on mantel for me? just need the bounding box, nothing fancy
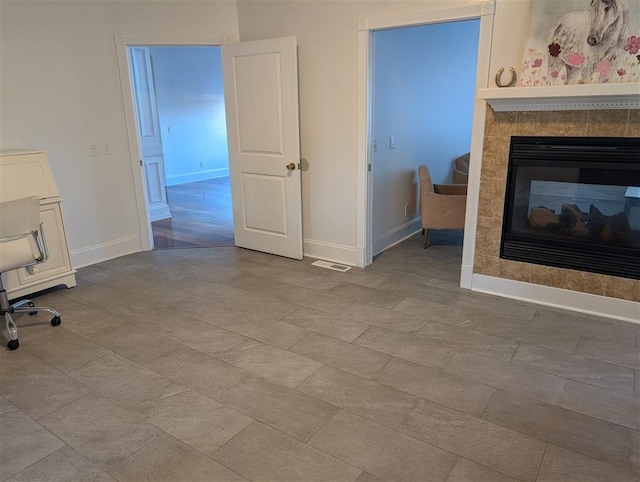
[519,0,640,86]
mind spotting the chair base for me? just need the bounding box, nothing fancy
[1,289,61,351]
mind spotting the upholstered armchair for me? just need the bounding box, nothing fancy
[418,164,467,248]
[453,152,470,184]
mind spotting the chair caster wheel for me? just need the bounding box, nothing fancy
[51,316,61,327]
[28,302,37,316]
[7,339,19,350]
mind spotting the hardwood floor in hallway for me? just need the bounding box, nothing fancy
[151,177,234,249]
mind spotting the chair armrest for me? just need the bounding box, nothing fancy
[433,184,467,196]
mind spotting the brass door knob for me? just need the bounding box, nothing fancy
[286,163,296,171]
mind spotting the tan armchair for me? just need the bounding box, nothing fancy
[453,152,470,184]
[419,164,467,248]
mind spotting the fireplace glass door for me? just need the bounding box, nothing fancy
[501,136,640,280]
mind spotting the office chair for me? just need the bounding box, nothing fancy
[0,196,61,350]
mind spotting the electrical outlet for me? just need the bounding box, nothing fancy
[90,144,99,157]
[389,136,395,149]
[373,139,377,152]
[199,161,204,168]
[103,143,111,155]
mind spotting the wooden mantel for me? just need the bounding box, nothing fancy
[477,82,640,112]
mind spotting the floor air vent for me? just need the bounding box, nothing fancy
[311,260,352,272]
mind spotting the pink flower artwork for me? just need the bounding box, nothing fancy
[624,36,640,55]
[594,59,612,77]
[551,70,559,78]
[617,68,627,76]
[566,53,585,66]
[532,58,543,68]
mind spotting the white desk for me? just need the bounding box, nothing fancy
[0,150,77,298]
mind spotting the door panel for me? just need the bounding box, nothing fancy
[130,46,171,222]
[222,36,302,259]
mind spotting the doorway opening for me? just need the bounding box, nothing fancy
[370,19,480,257]
[128,44,233,249]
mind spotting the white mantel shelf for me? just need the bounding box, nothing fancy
[477,82,640,112]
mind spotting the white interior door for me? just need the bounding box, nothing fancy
[130,46,171,222]
[222,36,302,259]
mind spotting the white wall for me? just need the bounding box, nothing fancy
[149,46,230,186]
[0,0,239,267]
[236,0,479,263]
[371,20,479,254]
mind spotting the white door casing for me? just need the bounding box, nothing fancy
[129,47,171,222]
[222,36,303,259]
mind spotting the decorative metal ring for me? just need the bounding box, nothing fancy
[495,67,517,88]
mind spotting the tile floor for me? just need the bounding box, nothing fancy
[1,233,639,481]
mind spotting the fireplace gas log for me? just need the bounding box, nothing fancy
[528,204,632,245]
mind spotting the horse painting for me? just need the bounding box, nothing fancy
[519,0,639,86]
[547,0,629,83]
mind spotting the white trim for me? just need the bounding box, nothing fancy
[165,167,230,186]
[357,1,493,271]
[149,204,172,222]
[472,274,640,323]
[303,238,357,267]
[115,34,236,255]
[70,236,141,269]
[477,83,640,111]
[373,219,422,256]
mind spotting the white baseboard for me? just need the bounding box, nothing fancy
[472,274,640,323]
[303,238,357,266]
[460,264,473,289]
[70,235,142,269]
[166,167,229,186]
[149,203,172,222]
[373,219,422,256]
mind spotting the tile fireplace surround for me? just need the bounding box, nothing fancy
[474,106,640,304]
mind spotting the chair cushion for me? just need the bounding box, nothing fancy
[0,236,37,272]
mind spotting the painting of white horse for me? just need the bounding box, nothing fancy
[520,0,640,85]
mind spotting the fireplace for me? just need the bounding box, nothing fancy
[500,136,640,280]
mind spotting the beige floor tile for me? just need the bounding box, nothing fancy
[309,410,456,481]
[0,405,65,480]
[0,360,91,420]
[576,337,640,370]
[444,351,566,405]
[375,358,494,416]
[393,297,476,325]
[297,366,417,429]
[144,345,248,398]
[211,311,307,350]
[559,380,640,430]
[283,307,370,343]
[22,328,110,373]
[219,291,300,319]
[512,344,636,395]
[0,348,38,377]
[6,445,115,482]
[109,434,247,481]
[290,332,391,379]
[417,321,519,362]
[277,285,353,314]
[155,316,247,355]
[354,326,457,369]
[213,421,361,481]
[445,458,516,482]
[482,391,634,469]
[89,324,181,364]
[398,399,545,480]
[537,444,635,482]
[39,393,161,471]
[340,301,426,332]
[216,376,337,441]
[68,353,173,408]
[219,340,321,388]
[327,282,406,309]
[134,384,252,455]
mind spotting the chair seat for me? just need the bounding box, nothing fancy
[0,237,37,272]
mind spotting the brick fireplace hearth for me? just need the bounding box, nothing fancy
[474,107,640,302]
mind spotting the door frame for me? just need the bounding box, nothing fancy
[115,34,238,251]
[356,1,495,287]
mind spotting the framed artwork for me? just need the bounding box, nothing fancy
[519,0,640,85]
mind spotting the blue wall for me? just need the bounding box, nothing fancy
[150,46,229,186]
[371,19,480,253]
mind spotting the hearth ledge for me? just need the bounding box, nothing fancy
[477,83,640,111]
